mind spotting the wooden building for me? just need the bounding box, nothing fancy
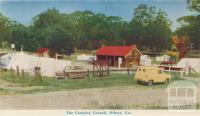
[35,48,63,59]
[36,48,49,57]
[96,45,142,67]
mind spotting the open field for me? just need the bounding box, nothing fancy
[0,71,168,94]
[0,71,199,109]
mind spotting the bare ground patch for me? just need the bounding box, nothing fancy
[0,86,176,109]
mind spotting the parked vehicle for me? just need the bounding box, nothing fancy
[134,66,171,86]
[55,66,89,79]
[159,61,183,71]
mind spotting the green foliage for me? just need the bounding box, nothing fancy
[0,4,179,52]
[174,1,200,50]
[10,23,36,51]
[187,0,200,12]
[32,8,75,55]
[1,41,9,49]
[175,16,200,49]
[129,4,172,51]
[45,27,75,55]
[0,13,12,47]
[69,11,126,49]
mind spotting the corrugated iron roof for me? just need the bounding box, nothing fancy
[96,45,136,56]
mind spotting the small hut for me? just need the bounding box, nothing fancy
[96,45,142,67]
[35,48,49,57]
[35,48,63,59]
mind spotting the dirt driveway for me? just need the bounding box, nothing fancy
[0,77,199,109]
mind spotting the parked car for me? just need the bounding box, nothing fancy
[159,61,183,71]
[55,66,89,79]
[134,66,171,86]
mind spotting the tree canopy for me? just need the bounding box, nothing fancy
[3,3,195,55]
[187,0,200,12]
[0,13,12,48]
[174,0,200,49]
[129,4,172,51]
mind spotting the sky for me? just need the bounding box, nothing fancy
[0,0,193,31]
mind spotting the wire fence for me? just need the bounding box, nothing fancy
[0,64,190,80]
[4,66,43,81]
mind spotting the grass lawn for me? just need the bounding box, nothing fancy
[0,71,183,94]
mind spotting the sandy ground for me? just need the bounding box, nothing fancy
[0,77,199,109]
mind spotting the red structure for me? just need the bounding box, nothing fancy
[36,48,49,57]
[96,45,142,67]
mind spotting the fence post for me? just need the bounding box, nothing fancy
[180,69,184,77]
[87,69,90,77]
[107,62,110,76]
[168,66,171,74]
[101,61,104,77]
[99,62,102,77]
[189,66,191,75]
[127,65,130,75]
[63,70,66,78]
[101,61,103,77]
[34,67,42,81]
[16,66,19,76]
[93,62,95,77]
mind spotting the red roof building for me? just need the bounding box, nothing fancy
[96,45,142,67]
[36,48,49,57]
[36,48,48,54]
[35,48,63,59]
